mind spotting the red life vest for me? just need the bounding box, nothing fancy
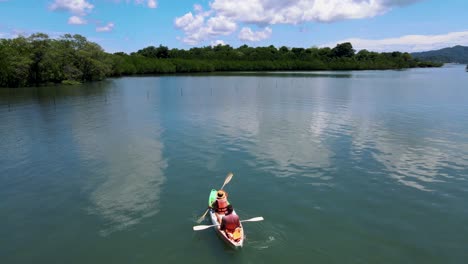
[222,213,240,231]
[216,198,228,214]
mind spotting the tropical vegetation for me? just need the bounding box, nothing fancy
[0,33,442,88]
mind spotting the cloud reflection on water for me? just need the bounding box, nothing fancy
[89,136,166,235]
[72,81,167,235]
[206,74,468,192]
[368,130,468,192]
[207,77,343,184]
[346,102,468,192]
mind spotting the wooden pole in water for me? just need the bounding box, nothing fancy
[8,89,11,112]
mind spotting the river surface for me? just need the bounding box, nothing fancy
[1,65,468,263]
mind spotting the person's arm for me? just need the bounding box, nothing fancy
[232,215,241,228]
[220,217,225,230]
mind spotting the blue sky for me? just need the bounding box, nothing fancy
[0,0,467,53]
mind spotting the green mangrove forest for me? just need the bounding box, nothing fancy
[0,33,442,88]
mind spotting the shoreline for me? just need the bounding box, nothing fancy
[0,64,448,89]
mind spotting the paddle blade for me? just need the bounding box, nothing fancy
[193,216,263,231]
[196,209,209,224]
[220,172,234,190]
[242,216,264,222]
[193,224,216,231]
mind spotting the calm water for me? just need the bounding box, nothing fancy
[1,65,468,263]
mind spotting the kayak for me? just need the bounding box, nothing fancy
[208,189,244,248]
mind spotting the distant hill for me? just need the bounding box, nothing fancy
[411,45,468,64]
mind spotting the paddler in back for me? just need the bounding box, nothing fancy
[220,204,242,241]
[211,190,228,223]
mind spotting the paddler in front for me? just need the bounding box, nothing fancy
[211,190,228,223]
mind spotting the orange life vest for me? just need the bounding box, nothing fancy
[216,198,228,214]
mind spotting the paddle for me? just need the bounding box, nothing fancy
[196,172,234,223]
[193,216,264,231]
[219,172,233,190]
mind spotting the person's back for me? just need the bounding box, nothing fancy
[221,213,240,231]
[220,205,241,241]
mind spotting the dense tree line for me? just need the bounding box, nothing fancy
[0,33,442,87]
[0,33,112,87]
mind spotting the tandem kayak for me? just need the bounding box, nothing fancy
[208,189,244,248]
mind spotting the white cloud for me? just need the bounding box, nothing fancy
[175,0,420,44]
[133,0,158,8]
[147,0,157,8]
[68,15,87,25]
[211,39,227,46]
[324,31,468,52]
[207,16,237,34]
[0,30,68,39]
[210,0,419,24]
[193,4,203,13]
[49,0,94,16]
[174,12,236,45]
[96,22,115,32]
[238,27,272,41]
[11,29,26,38]
[174,12,205,42]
